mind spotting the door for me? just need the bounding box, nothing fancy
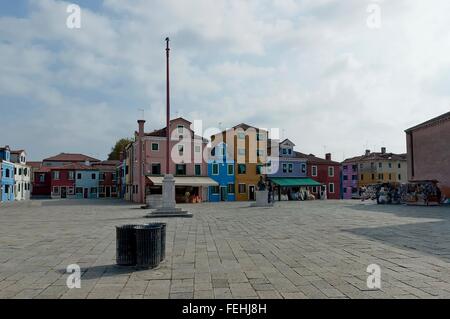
[83,188,88,199]
[249,185,255,201]
[106,186,111,197]
[220,186,227,201]
[61,187,67,199]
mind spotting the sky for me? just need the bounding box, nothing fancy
[0,0,449,161]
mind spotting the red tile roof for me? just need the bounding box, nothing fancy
[49,163,98,171]
[294,151,340,165]
[342,152,407,164]
[43,153,100,163]
[27,161,42,169]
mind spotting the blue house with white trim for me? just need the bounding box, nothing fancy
[1,146,15,202]
[208,142,235,202]
[74,167,100,199]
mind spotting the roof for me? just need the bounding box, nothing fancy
[145,127,208,142]
[92,160,120,171]
[405,111,450,133]
[342,152,407,163]
[10,150,25,155]
[147,176,218,186]
[43,153,101,163]
[27,161,42,169]
[0,146,10,151]
[294,151,340,165]
[269,177,322,187]
[49,163,98,171]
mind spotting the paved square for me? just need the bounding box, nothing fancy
[0,199,449,299]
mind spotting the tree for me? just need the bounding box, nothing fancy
[108,138,133,160]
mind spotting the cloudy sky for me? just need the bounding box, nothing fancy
[1,0,449,161]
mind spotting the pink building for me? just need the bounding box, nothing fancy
[132,117,216,204]
[405,111,450,198]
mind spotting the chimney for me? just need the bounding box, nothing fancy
[325,153,331,161]
[365,149,370,156]
[138,120,145,138]
[381,147,386,154]
[84,160,90,166]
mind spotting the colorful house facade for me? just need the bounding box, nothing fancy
[211,123,269,201]
[131,118,217,204]
[92,160,120,198]
[10,150,31,201]
[0,146,15,202]
[207,142,235,202]
[341,160,359,199]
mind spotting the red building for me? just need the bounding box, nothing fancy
[32,166,51,198]
[405,111,450,198]
[295,152,341,200]
[92,160,120,198]
[49,164,78,199]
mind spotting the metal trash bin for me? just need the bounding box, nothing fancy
[146,223,167,262]
[116,224,138,266]
[135,224,162,269]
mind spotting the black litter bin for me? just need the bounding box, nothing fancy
[146,223,166,262]
[116,224,138,266]
[135,224,162,269]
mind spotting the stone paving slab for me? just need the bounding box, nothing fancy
[0,199,449,299]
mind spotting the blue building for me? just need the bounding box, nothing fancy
[208,142,235,202]
[74,168,100,199]
[1,146,15,202]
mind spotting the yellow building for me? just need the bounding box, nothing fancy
[211,123,268,201]
[352,148,408,187]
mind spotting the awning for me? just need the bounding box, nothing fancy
[146,176,219,187]
[269,177,322,187]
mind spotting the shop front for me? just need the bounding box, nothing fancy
[146,176,218,203]
[269,177,323,201]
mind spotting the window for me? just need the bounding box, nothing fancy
[52,171,60,180]
[39,174,45,182]
[237,132,245,139]
[312,186,317,193]
[238,164,246,174]
[76,187,83,194]
[177,125,184,134]
[212,164,219,175]
[388,162,392,168]
[238,148,245,156]
[282,149,287,155]
[371,173,375,180]
[256,133,265,141]
[352,165,357,171]
[343,165,348,170]
[227,164,234,175]
[301,164,306,173]
[288,149,292,155]
[5,169,10,178]
[288,164,293,173]
[378,162,382,168]
[343,188,347,193]
[228,183,235,194]
[312,166,317,177]
[329,183,335,193]
[195,145,201,153]
[210,186,219,194]
[360,163,363,169]
[151,163,161,175]
[176,164,186,175]
[361,174,364,180]
[328,166,334,177]
[388,173,392,180]
[91,173,96,180]
[90,187,97,194]
[282,163,287,173]
[14,167,17,175]
[378,173,384,180]
[100,173,105,181]
[238,184,246,194]
[352,175,357,180]
[398,163,401,168]
[19,168,22,175]
[99,186,105,194]
[343,175,348,181]
[112,173,117,181]
[398,174,402,180]
[53,186,60,194]
[77,173,82,179]
[112,186,117,193]
[24,168,28,176]
[195,164,201,176]
[151,143,159,151]
[257,149,264,157]
[178,145,184,156]
[68,171,75,180]
[256,164,263,174]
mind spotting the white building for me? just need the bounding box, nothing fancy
[10,150,31,201]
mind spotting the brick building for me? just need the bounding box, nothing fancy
[405,111,450,198]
